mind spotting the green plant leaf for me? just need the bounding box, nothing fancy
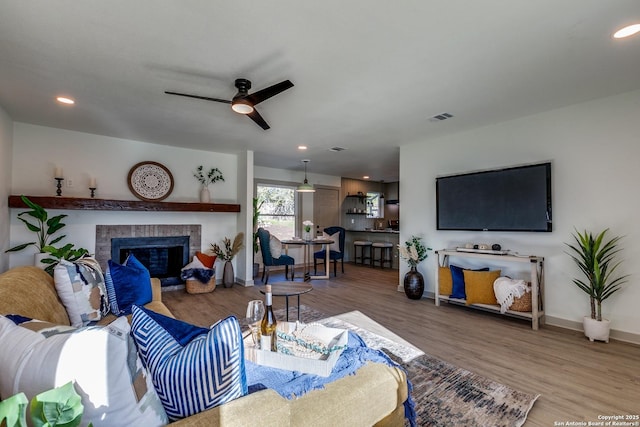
[17,216,41,233]
[0,392,28,427]
[8,196,68,253]
[5,242,36,253]
[30,381,84,427]
[565,228,629,319]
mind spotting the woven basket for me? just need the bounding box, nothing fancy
[509,289,532,312]
[185,278,216,294]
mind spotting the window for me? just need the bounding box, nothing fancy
[256,184,296,240]
[366,192,383,218]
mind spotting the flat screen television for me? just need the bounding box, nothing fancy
[436,162,552,232]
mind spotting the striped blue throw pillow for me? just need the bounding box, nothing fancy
[130,306,247,420]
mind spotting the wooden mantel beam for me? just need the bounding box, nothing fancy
[8,195,241,213]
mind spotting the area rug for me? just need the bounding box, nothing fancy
[266,305,540,427]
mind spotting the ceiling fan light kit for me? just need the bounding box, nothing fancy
[165,77,293,130]
[231,99,254,114]
[297,160,315,193]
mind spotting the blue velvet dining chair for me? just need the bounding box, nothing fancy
[257,227,295,284]
[313,226,345,277]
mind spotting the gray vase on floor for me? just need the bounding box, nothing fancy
[223,260,234,288]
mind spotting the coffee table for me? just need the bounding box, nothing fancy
[260,283,313,321]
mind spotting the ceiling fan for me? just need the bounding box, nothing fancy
[165,78,293,130]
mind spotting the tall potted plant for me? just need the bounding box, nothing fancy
[5,195,67,267]
[398,235,431,299]
[565,228,629,343]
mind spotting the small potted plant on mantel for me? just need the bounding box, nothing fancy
[565,228,630,343]
[193,165,225,203]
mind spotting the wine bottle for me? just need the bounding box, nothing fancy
[260,284,278,351]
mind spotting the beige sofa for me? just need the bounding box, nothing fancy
[0,266,408,426]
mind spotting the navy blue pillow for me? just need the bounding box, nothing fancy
[449,265,489,299]
[134,305,209,346]
[105,254,153,316]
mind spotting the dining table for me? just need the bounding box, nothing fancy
[280,237,334,281]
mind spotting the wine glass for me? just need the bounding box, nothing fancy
[246,300,265,348]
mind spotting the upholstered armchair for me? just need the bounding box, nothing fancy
[314,226,345,276]
[256,228,295,284]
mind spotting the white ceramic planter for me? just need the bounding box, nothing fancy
[583,316,611,343]
[34,252,48,269]
[199,187,211,203]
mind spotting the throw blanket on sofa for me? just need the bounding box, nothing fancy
[245,331,416,427]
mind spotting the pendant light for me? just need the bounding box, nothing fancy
[380,179,385,199]
[296,159,315,193]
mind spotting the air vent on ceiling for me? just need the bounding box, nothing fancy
[429,112,454,122]
[329,146,347,152]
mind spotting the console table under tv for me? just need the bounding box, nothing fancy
[435,249,545,330]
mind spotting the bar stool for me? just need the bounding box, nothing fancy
[353,240,372,265]
[371,242,393,269]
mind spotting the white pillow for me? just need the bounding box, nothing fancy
[0,315,168,426]
[269,235,283,259]
[181,255,206,270]
[323,231,341,252]
[54,257,109,327]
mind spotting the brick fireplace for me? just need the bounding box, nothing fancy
[95,225,201,287]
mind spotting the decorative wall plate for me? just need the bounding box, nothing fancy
[127,161,174,201]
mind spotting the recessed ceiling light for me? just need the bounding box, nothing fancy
[298,145,308,150]
[363,176,370,179]
[613,24,640,39]
[56,96,75,105]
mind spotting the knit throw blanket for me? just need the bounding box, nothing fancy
[493,277,530,313]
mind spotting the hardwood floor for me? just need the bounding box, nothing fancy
[162,263,640,426]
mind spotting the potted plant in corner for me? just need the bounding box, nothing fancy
[398,235,432,299]
[193,165,225,203]
[5,195,68,268]
[565,228,629,343]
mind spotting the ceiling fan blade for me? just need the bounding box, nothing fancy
[165,91,231,104]
[246,80,294,105]
[247,109,270,130]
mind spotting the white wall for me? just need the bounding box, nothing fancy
[400,89,640,339]
[0,106,13,272]
[8,123,242,280]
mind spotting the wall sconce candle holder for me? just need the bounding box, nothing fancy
[55,178,64,196]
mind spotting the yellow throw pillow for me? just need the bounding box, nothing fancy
[438,266,453,296]
[463,269,502,305]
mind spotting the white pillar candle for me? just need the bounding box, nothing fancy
[54,167,63,178]
[89,177,97,188]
